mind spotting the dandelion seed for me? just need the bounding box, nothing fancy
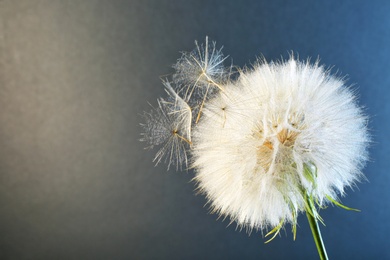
[173,36,229,100]
[172,37,231,123]
[140,99,190,170]
[161,80,193,142]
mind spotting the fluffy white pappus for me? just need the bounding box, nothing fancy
[172,36,229,100]
[140,94,191,171]
[192,57,369,231]
[161,80,193,142]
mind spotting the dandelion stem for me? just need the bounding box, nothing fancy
[306,195,328,260]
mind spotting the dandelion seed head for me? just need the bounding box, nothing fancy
[141,38,369,237]
[192,57,369,230]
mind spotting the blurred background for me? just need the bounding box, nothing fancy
[0,1,389,259]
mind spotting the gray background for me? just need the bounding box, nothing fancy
[0,1,389,259]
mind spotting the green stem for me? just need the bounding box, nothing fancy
[306,196,329,260]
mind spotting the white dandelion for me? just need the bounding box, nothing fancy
[141,38,369,259]
[192,57,368,231]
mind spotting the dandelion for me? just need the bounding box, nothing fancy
[141,38,369,259]
[192,58,368,248]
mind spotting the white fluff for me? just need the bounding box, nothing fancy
[192,58,368,231]
[141,38,369,235]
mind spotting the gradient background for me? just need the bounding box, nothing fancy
[0,1,389,259]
